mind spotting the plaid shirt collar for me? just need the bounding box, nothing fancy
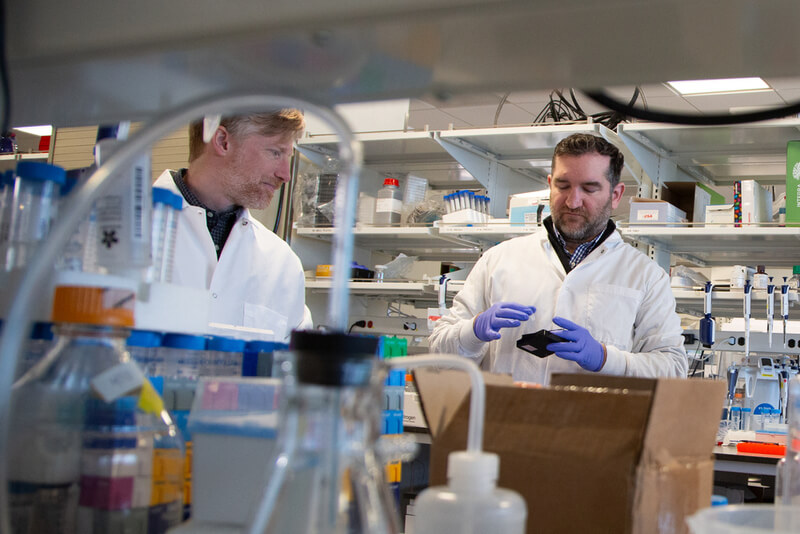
[171,169,241,258]
[551,222,607,270]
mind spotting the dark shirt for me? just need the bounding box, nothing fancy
[543,216,616,273]
[171,169,240,259]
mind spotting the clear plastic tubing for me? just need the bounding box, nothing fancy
[4,161,66,271]
[384,354,484,452]
[150,187,182,283]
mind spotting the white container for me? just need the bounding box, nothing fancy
[93,131,152,278]
[374,177,403,225]
[414,451,527,534]
[687,504,800,533]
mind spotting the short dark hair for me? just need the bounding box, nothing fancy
[551,133,624,187]
[188,109,305,162]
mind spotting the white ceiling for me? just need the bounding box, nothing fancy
[407,77,800,131]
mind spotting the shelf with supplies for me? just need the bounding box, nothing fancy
[618,225,800,267]
[294,225,485,261]
[305,278,464,303]
[672,286,800,319]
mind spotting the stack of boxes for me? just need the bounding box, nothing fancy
[380,336,408,502]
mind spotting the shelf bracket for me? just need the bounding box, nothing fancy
[434,134,545,218]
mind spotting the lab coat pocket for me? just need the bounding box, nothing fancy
[243,302,289,342]
[586,283,643,351]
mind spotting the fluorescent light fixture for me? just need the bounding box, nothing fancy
[666,77,770,96]
[13,125,53,136]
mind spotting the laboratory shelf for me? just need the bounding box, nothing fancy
[619,119,800,186]
[295,225,484,261]
[305,279,463,302]
[672,287,800,319]
[618,225,800,267]
[296,130,481,189]
[437,222,540,244]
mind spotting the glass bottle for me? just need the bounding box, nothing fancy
[374,178,403,226]
[8,280,185,534]
[789,266,800,290]
[248,330,400,534]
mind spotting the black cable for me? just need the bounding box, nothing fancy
[0,0,10,137]
[583,89,800,126]
[272,182,285,234]
[347,320,366,333]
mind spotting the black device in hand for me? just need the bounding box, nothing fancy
[516,329,567,357]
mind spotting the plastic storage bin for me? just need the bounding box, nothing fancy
[687,504,800,533]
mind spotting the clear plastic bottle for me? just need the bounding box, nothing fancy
[8,278,185,533]
[93,124,153,279]
[3,161,66,271]
[127,329,164,376]
[149,187,182,283]
[247,330,400,534]
[204,335,245,376]
[789,266,800,290]
[374,178,403,226]
[414,451,527,534]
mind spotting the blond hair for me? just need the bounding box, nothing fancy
[188,109,305,162]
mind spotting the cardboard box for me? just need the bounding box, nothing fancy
[705,204,735,226]
[629,198,687,226]
[415,370,725,534]
[786,141,800,226]
[740,179,773,224]
[663,182,720,223]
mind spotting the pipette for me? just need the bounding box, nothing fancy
[782,277,789,349]
[767,277,775,347]
[700,281,715,347]
[744,280,752,360]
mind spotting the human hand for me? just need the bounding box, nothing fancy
[547,316,606,372]
[473,302,535,342]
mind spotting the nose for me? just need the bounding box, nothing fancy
[565,188,583,209]
[276,155,292,183]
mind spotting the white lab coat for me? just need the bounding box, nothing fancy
[154,170,310,342]
[429,228,687,384]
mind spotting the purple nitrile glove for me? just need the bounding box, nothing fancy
[547,316,606,372]
[473,302,535,342]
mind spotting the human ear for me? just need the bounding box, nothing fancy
[211,126,231,156]
[610,182,625,209]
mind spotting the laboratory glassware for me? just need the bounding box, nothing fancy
[3,161,65,272]
[8,280,185,534]
[247,330,400,534]
[149,187,182,283]
[374,178,402,226]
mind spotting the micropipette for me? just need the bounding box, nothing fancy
[700,281,715,347]
[782,277,789,349]
[744,280,752,360]
[767,277,775,347]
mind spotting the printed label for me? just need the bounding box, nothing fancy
[91,361,145,403]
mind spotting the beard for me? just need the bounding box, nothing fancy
[552,195,613,243]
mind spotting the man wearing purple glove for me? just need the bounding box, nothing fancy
[429,133,687,384]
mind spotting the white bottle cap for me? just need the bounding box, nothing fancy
[447,451,499,491]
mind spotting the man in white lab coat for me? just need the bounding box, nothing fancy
[429,133,687,384]
[154,110,311,342]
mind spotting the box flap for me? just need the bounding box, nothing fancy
[550,373,657,393]
[641,379,726,461]
[413,368,513,440]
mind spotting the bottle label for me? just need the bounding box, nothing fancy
[91,361,145,403]
[375,198,402,214]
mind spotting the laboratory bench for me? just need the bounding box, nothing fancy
[713,445,781,504]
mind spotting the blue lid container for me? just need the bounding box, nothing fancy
[161,333,206,351]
